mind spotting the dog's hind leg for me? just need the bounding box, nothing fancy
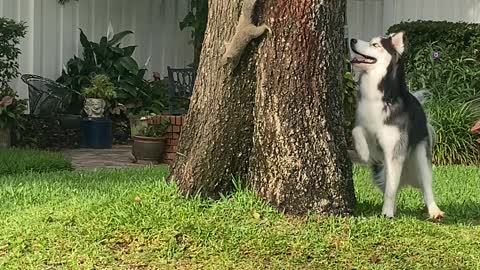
[414,141,444,220]
[370,163,386,193]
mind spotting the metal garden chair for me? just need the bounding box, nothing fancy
[166,66,196,115]
[21,74,82,117]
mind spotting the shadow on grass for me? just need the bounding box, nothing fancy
[355,200,480,225]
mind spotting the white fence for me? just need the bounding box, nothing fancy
[0,0,194,99]
[3,0,480,100]
[347,0,480,40]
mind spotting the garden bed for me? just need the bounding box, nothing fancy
[13,115,131,150]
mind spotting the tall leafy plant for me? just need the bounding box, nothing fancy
[58,29,164,115]
[0,18,27,92]
[0,17,27,133]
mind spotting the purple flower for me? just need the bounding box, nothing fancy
[433,52,440,60]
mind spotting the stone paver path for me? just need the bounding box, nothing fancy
[63,145,162,170]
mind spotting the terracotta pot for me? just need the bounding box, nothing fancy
[0,128,11,148]
[132,135,166,162]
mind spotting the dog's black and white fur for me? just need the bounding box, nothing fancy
[350,32,444,219]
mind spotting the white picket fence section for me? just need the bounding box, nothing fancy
[0,0,194,99]
[347,0,480,40]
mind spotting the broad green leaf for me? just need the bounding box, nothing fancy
[79,29,91,50]
[99,36,108,58]
[110,46,123,55]
[108,30,133,46]
[118,57,139,75]
[123,46,137,57]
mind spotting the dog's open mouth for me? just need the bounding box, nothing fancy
[351,48,377,64]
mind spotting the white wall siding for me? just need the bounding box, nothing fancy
[390,0,480,24]
[0,0,193,99]
[347,0,480,40]
[347,0,384,40]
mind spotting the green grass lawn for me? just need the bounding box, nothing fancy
[0,165,479,269]
[0,148,72,176]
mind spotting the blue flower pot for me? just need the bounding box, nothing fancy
[80,118,112,149]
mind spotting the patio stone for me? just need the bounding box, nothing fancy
[62,145,165,170]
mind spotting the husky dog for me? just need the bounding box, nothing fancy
[350,32,444,219]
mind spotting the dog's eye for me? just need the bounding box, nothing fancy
[372,43,381,48]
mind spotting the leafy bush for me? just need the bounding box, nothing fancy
[0,17,28,137]
[388,21,480,165]
[0,148,72,176]
[58,29,168,116]
[0,18,27,92]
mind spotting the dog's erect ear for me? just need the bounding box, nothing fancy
[391,32,405,55]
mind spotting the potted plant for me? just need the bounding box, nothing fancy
[128,76,169,138]
[132,117,170,162]
[0,92,27,148]
[129,114,151,138]
[83,74,116,118]
[80,74,117,149]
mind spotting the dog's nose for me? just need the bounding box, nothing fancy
[350,39,357,45]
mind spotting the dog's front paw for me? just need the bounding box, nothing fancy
[356,148,369,163]
[381,211,395,219]
[381,204,396,219]
[352,127,369,162]
[428,207,444,220]
[378,214,394,219]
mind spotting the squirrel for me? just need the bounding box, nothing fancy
[221,0,271,70]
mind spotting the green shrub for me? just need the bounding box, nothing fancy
[388,21,480,165]
[0,17,28,137]
[0,17,27,92]
[0,149,72,176]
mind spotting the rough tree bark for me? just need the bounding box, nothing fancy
[249,0,355,215]
[170,1,261,198]
[170,0,355,215]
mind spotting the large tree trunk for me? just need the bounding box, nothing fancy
[249,0,355,215]
[170,1,259,198]
[171,0,355,215]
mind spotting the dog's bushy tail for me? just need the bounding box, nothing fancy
[413,89,437,151]
[412,89,432,105]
